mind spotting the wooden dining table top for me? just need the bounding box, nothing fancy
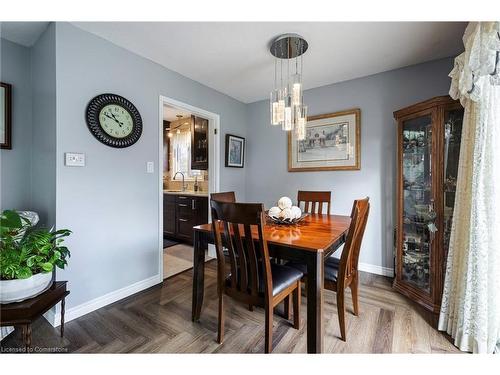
[193,213,351,252]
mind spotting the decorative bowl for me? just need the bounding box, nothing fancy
[266,212,308,225]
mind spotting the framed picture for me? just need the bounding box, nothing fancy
[288,108,360,172]
[225,134,245,168]
[1,82,12,150]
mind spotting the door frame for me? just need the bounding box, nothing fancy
[158,95,220,282]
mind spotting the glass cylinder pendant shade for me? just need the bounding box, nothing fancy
[283,107,292,131]
[291,74,302,107]
[270,90,279,125]
[296,105,307,140]
[277,89,285,123]
[282,94,293,131]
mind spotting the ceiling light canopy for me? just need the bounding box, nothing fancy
[269,33,308,139]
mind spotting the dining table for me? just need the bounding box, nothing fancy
[191,213,351,353]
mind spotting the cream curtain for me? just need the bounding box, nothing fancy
[438,22,500,354]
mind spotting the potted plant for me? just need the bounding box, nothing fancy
[0,210,71,303]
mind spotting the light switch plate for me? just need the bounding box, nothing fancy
[65,152,85,167]
[146,161,154,173]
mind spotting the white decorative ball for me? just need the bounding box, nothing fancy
[278,196,293,210]
[279,207,293,220]
[290,206,302,219]
[268,206,281,218]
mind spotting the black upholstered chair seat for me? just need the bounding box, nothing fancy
[287,256,340,282]
[226,263,303,296]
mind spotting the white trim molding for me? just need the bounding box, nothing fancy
[158,95,221,268]
[45,275,160,327]
[358,262,394,277]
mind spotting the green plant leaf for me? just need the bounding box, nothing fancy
[40,262,53,273]
[0,210,23,229]
[16,267,33,279]
[26,256,36,267]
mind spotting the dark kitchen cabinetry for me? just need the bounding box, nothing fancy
[163,193,208,243]
[163,195,176,236]
[191,115,209,170]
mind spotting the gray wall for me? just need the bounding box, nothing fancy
[245,58,454,271]
[54,23,247,309]
[0,38,33,210]
[31,24,57,228]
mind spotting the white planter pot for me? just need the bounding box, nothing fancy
[0,272,53,304]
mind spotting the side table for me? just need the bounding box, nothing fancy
[0,281,69,351]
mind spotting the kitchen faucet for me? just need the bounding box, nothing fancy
[173,171,186,191]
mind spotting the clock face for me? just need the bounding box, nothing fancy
[99,104,134,138]
[86,94,142,148]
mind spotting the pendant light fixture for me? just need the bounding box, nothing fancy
[270,33,308,140]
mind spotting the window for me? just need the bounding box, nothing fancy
[171,130,203,181]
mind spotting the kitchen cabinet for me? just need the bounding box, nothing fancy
[191,115,209,170]
[163,193,208,243]
[163,194,176,236]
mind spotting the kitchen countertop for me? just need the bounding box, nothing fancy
[163,190,208,197]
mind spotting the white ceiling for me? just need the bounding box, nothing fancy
[0,22,49,47]
[73,22,466,103]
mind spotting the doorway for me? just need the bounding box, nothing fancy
[158,96,220,281]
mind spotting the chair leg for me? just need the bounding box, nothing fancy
[217,292,224,344]
[248,304,254,311]
[283,296,292,320]
[350,275,359,316]
[336,288,346,341]
[292,282,301,329]
[264,304,273,353]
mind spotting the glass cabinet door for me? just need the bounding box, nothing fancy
[442,107,464,268]
[191,115,209,170]
[401,114,434,293]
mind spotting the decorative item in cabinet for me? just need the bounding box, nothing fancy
[191,115,209,170]
[394,96,463,314]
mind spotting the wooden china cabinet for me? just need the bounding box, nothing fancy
[393,96,463,314]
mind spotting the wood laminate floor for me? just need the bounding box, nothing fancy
[0,261,460,353]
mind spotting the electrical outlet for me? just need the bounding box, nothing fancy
[65,152,85,167]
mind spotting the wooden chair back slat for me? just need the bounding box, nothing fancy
[231,222,248,292]
[222,221,238,288]
[338,197,370,287]
[297,190,332,215]
[349,198,370,275]
[243,224,260,297]
[211,201,271,300]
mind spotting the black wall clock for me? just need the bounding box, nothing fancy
[86,93,143,148]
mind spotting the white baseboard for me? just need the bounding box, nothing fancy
[46,274,161,327]
[359,262,394,277]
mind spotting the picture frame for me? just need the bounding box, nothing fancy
[1,82,12,150]
[225,134,245,168]
[288,108,360,172]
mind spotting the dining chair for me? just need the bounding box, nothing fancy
[297,190,332,214]
[210,191,236,203]
[287,197,370,341]
[211,200,303,353]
